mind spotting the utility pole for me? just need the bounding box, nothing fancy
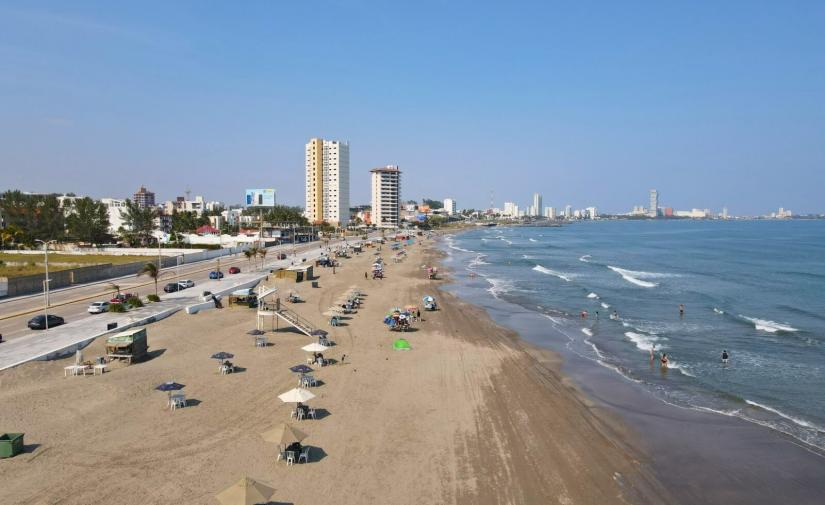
[35,239,56,329]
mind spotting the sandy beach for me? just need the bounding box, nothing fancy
[0,237,672,505]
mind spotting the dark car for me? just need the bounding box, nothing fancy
[28,314,65,330]
[277,253,287,260]
[209,271,224,279]
[228,267,240,274]
[164,282,181,293]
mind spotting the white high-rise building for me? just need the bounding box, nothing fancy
[564,205,572,218]
[544,206,556,219]
[649,189,659,218]
[503,202,517,217]
[305,138,350,226]
[532,193,543,217]
[586,206,598,219]
[443,198,456,215]
[370,165,402,229]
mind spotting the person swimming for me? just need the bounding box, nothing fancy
[722,350,729,364]
[679,304,685,317]
[610,311,619,320]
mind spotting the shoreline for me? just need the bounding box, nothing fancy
[434,228,825,504]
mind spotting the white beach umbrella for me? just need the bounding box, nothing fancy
[301,343,329,353]
[278,388,316,403]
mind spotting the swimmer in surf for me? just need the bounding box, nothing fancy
[660,352,669,368]
[679,304,685,317]
[722,350,729,364]
[649,344,656,362]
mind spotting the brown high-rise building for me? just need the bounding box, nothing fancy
[134,186,156,209]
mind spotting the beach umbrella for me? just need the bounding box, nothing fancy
[156,381,185,392]
[393,338,411,351]
[215,476,275,505]
[423,295,434,303]
[155,381,186,401]
[310,329,328,337]
[289,364,313,374]
[301,343,328,353]
[246,329,264,336]
[278,387,316,403]
[211,352,234,360]
[261,422,308,445]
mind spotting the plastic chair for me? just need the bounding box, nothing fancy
[286,451,296,466]
[308,408,316,419]
[298,447,310,464]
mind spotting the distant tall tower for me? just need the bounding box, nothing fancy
[532,193,543,217]
[305,138,350,226]
[649,189,659,218]
[133,186,155,209]
[564,204,572,218]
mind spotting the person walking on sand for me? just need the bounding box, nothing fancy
[722,349,729,364]
[365,271,368,280]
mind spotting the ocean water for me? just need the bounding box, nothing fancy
[441,220,825,451]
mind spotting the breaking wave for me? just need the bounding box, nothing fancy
[533,264,572,282]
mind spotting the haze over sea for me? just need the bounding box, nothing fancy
[442,220,825,450]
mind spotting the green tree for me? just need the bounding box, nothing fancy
[119,199,157,246]
[422,199,443,210]
[243,248,254,267]
[259,205,309,225]
[137,262,161,296]
[0,224,24,250]
[257,247,267,269]
[66,197,111,244]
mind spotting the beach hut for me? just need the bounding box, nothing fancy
[106,327,148,364]
[274,265,313,283]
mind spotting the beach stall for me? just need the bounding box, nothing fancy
[228,288,258,308]
[106,327,148,364]
[274,265,313,283]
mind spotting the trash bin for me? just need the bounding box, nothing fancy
[107,322,118,331]
[0,433,24,458]
[311,281,319,288]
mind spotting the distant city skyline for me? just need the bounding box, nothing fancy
[2,2,824,214]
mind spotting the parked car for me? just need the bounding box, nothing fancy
[164,282,181,293]
[110,293,135,304]
[228,267,240,274]
[88,301,110,314]
[178,279,195,288]
[209,271,224,279]
[28,314,65,330]
[277,253,287,260]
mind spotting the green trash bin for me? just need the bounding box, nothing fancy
[0,433,24,458]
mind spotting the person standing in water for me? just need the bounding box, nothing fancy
[679,304,685,317]
[649,344,656,362]
[660,352,669,368]
[721,350,729,364]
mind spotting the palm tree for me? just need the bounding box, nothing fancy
[109,282,121,297]
[0,224,24,250]
[243,249,254,267]
[257,247,267,269]
[137,262,161,296]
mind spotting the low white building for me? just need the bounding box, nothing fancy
[544,206,556,219]
[101,198,127,234]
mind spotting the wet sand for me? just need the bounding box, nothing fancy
[0,237,671,504]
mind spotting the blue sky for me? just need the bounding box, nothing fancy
[1,1,824,214]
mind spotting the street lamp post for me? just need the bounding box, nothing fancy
[34,239,57,330]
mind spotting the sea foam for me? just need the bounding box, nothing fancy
[533,264,571,282]
[624,331,661,352]
[740,316,798,333]
[608,266,659,288]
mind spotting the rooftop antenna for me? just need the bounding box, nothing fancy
[185,187,192,200]
[489,190,494,210]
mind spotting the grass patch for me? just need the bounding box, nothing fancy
[0,252,153,278]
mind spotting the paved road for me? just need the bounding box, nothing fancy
[0,237,356,343]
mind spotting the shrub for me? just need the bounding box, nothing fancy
[147,294,160,302]
[125,297,144,308]
[108,303,126,313]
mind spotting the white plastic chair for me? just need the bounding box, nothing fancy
[298,447,310,464]
[286,451,296,466]
[308,408,316,420]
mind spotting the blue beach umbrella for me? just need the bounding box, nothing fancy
[247,329,265,335]
[211,352,234,360]
[310,329,328,337]
[156,381,186,401]
[290,364,313,374]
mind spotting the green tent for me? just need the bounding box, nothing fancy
[393,338,411,350]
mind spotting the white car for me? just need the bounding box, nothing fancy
[178,279,195,289]
[88,301,110,314]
